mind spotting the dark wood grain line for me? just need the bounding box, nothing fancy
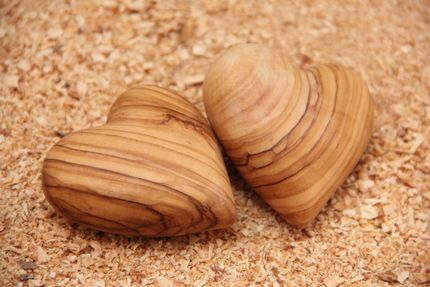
[220,68,306,156]
[253,66,339,189]
[109,103,207,126]
[53,197,141,235]
[160,113,212,137]
[233,69,321,169]
[260,65,368,199]
[212,67,261,117]
[114,86,206,125]
[107,113,215,147]
[55,136,232,205]
[97,123,223,164]
[93,125,222,164]
[46,183,168,229]
[138,85,201,108]
[69,129,226,181]
[45,158,219,231]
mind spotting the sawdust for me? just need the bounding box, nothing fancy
[1,0,429,286]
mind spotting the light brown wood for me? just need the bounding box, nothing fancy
[203,44,374,228]
[42,86,235,237]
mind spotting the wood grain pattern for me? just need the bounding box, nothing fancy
[42,86,235,237]
[203,44,373,228]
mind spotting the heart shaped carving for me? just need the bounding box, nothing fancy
[42,86,235,236]
[203,44,373,227]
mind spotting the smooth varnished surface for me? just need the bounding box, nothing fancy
[42,86,235,236]
[204,44,374,227]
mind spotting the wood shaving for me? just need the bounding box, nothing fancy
[36,246,50,264]
[77,82,88,98]
[323,275,344,287]
[360,204,379,220]
[89,240,102,257]
[158,277,174,287]
[397,271,410,284]
[358,179,375,193]
[378,270,410,284]
[19,261,38,271]
[19,273,34,281]
[3,74,19,88]
[179,19,195,45]
[192,44,207,56]
[1,1,429,286]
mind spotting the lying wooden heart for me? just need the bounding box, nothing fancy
[42,86,235,237]
[203,44,373,227]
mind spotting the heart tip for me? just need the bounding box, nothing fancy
[281,212,318,229]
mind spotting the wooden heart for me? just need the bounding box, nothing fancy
[42,86,235,237]
[203,44,373,227]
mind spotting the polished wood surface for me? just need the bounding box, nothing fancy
[42,86,235,236]
[203,44,373,227]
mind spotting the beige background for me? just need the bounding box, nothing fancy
[1,0,429,286]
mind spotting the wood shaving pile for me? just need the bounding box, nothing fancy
[1,1,429,286]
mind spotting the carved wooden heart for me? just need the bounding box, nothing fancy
[203,44,373,227]
[42,86,235,236]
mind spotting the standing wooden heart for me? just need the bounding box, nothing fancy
[42,86,235,237]
[203,44,373,227]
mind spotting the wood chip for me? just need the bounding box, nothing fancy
[323,275,343,287]
[409,133,425,154]
[89,240,102,256]
[184,74,204,86]
[378,270,410,284]
[3,75,19,88]
[360,205,379,220]
[47,28,63,39]
[92,53,106,62]
[179,19,195,44]
[397,271,410,284]
[158,277,173,287]
[192,44,206,56]
[77,82,87,98]
[93,279,106,287]
[413,271,430,284]
[19,273,34,281]
[358,179,375,193]
[19,261,38,270]
[377,270,397,283]
[36,246,50,264]
[17,60,30,72]
[342,208,357,218]
[350,274,364,282]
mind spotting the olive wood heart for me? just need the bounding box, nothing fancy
[42,86,235,237]
[203,44,373,227]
